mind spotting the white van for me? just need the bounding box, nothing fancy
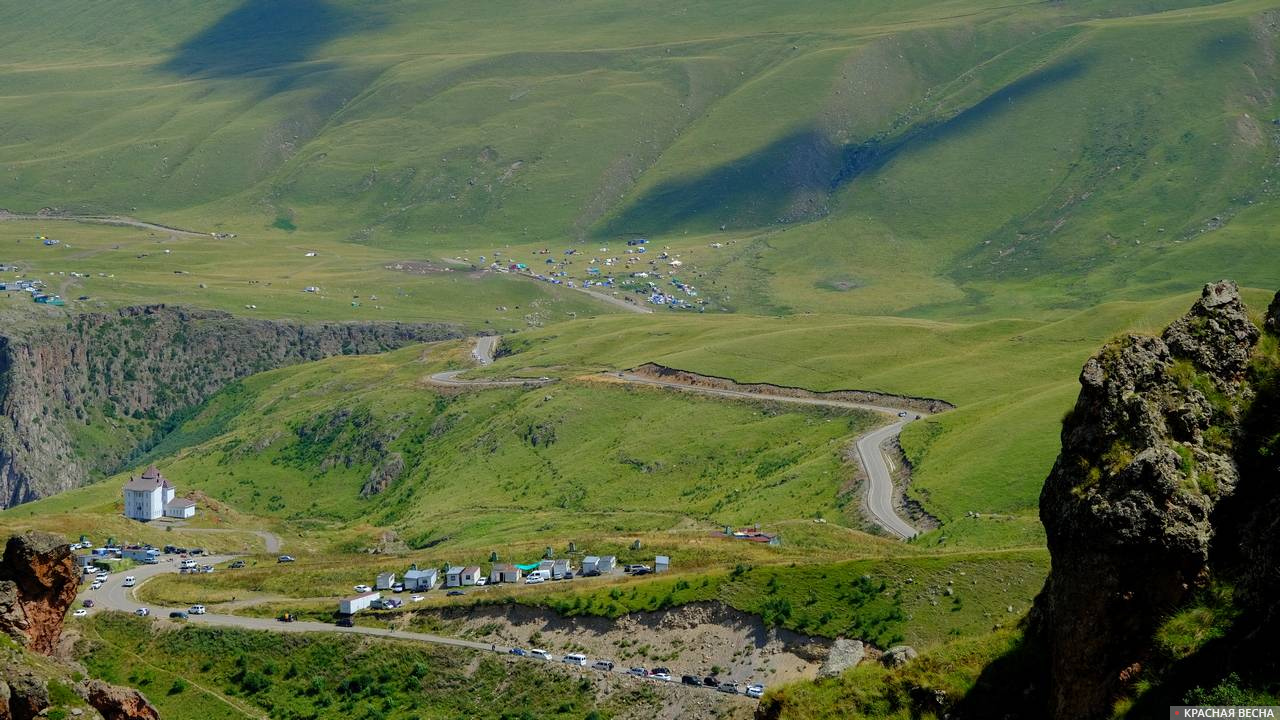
[123,576,136,587]
[562,653,588,667]
[530,649,552,661]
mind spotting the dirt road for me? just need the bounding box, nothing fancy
[0,210,218,238]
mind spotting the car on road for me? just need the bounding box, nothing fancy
[73,609,87,618]
[134,608,149,617]
[89,582,102,591]
[718,682,740,694]
[190,548,205,556]
[530,649,552,661]
[277,555,295,563]
[82,599,94,608]
[562,653,588,667]
[229,561,246,569]
[123,576,136,587]
[628,667,647,677]
[201,565,214,573]
[703,677,718,687]
[898,411,908,418]
[681,675,700,686]
[336,617,354,628]
[649,671,672,682]
[410,594,425,603]
[632,567,652,576]
[95,573,109,582]
[446,590,465,597]
[746,684,765,699]
[169,611,188,620]
[189,605,206,615]
[509,648,527,657]
[353,584,373,593]
[592,660,615,672]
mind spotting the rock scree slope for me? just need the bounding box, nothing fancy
[0,305,461,508]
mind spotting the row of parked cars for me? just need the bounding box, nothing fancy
[507,649,765,698]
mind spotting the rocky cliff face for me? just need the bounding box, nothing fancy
[1032,281,1280,717]
[0,532,78,655]
[0,532,161,720]
[0,305,460,508]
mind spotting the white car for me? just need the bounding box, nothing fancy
[530,649,552,661]
[95,573,109,582]
[123,576,136,587]
[189,605,206,615]
[90,582,103,591]
[525,575,544,585]
[650,671,673,682]
[353,584,373,593]
[134,608,149,617]
[476,578,487,586]
[410,595,425,603]
[73,609,88,618]
[746,684,765,699]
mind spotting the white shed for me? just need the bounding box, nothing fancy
[375,572,396,590]
[655,555,670,573]
[460,566,482,585]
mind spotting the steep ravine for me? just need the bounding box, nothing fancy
[0,305,461,508]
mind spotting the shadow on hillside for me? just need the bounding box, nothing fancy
[160,0,375,82]
[598,57,1089,237]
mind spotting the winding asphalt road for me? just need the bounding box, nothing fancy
[605,372,923,539]
[425,334,555,388]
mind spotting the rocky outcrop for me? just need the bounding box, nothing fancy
[0,532,78,654]
[78,679,159,720]
[1,672,49,720]
[0,305,461,508]
[1031,281,1268,718]
[881,645,917,668]
[819,638,866,677]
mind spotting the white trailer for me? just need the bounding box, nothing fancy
[339,591,381,615]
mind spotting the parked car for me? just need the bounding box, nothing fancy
[509,648,528,657]
[229,560,246,569]
[82,599,94,608]
[628,667,647,677]
[650,671,673,682]
[353,584,373,593]
[89,582,102,591]
[592,660,615,672]
[410,594,425,603]
[277,555,295,563]
[583,569,601,577]
[476,578,487,586]
[718,683,740,694]
[702,676,718,687]
[73,609,87,618]
[169,611,188,620]
[95,573,109,582]
[336,617,354,628]
[562,653,588,667]
[530,649,552,661]
[681,675,700,686]
[525,575,544,585]
[189,605,206,615]
[190,548,205,556]
[632,567,652,576]
[163,545,177,554]
[746,684,765,699]
[447,590,465,597]
[134,608,149,617]
[898,411,908,418]
[123,576,136,587]
[392,583,405,593]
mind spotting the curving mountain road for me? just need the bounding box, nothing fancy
[425,335,555,388]
[605,372,923,539]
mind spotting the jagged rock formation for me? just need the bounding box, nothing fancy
[0,304,461,508]
[1031,281,1279,717]
[77,680,160,720]
[0,532,78,654]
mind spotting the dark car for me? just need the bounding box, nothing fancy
[681,675,700,686]
[447,590,465,597]
[703,677,718,687]
[278,555,295,563]
[584,570,601,577]
[632,567,651,576]
[163,545,177,554]
[229,560,246,569]
[336,617,354,628]
[509,648,528,657]
[82,599,94,608]
[190,548,205,556]
[169,611,188,620]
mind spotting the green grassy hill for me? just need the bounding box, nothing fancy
[3,0,1279,320]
